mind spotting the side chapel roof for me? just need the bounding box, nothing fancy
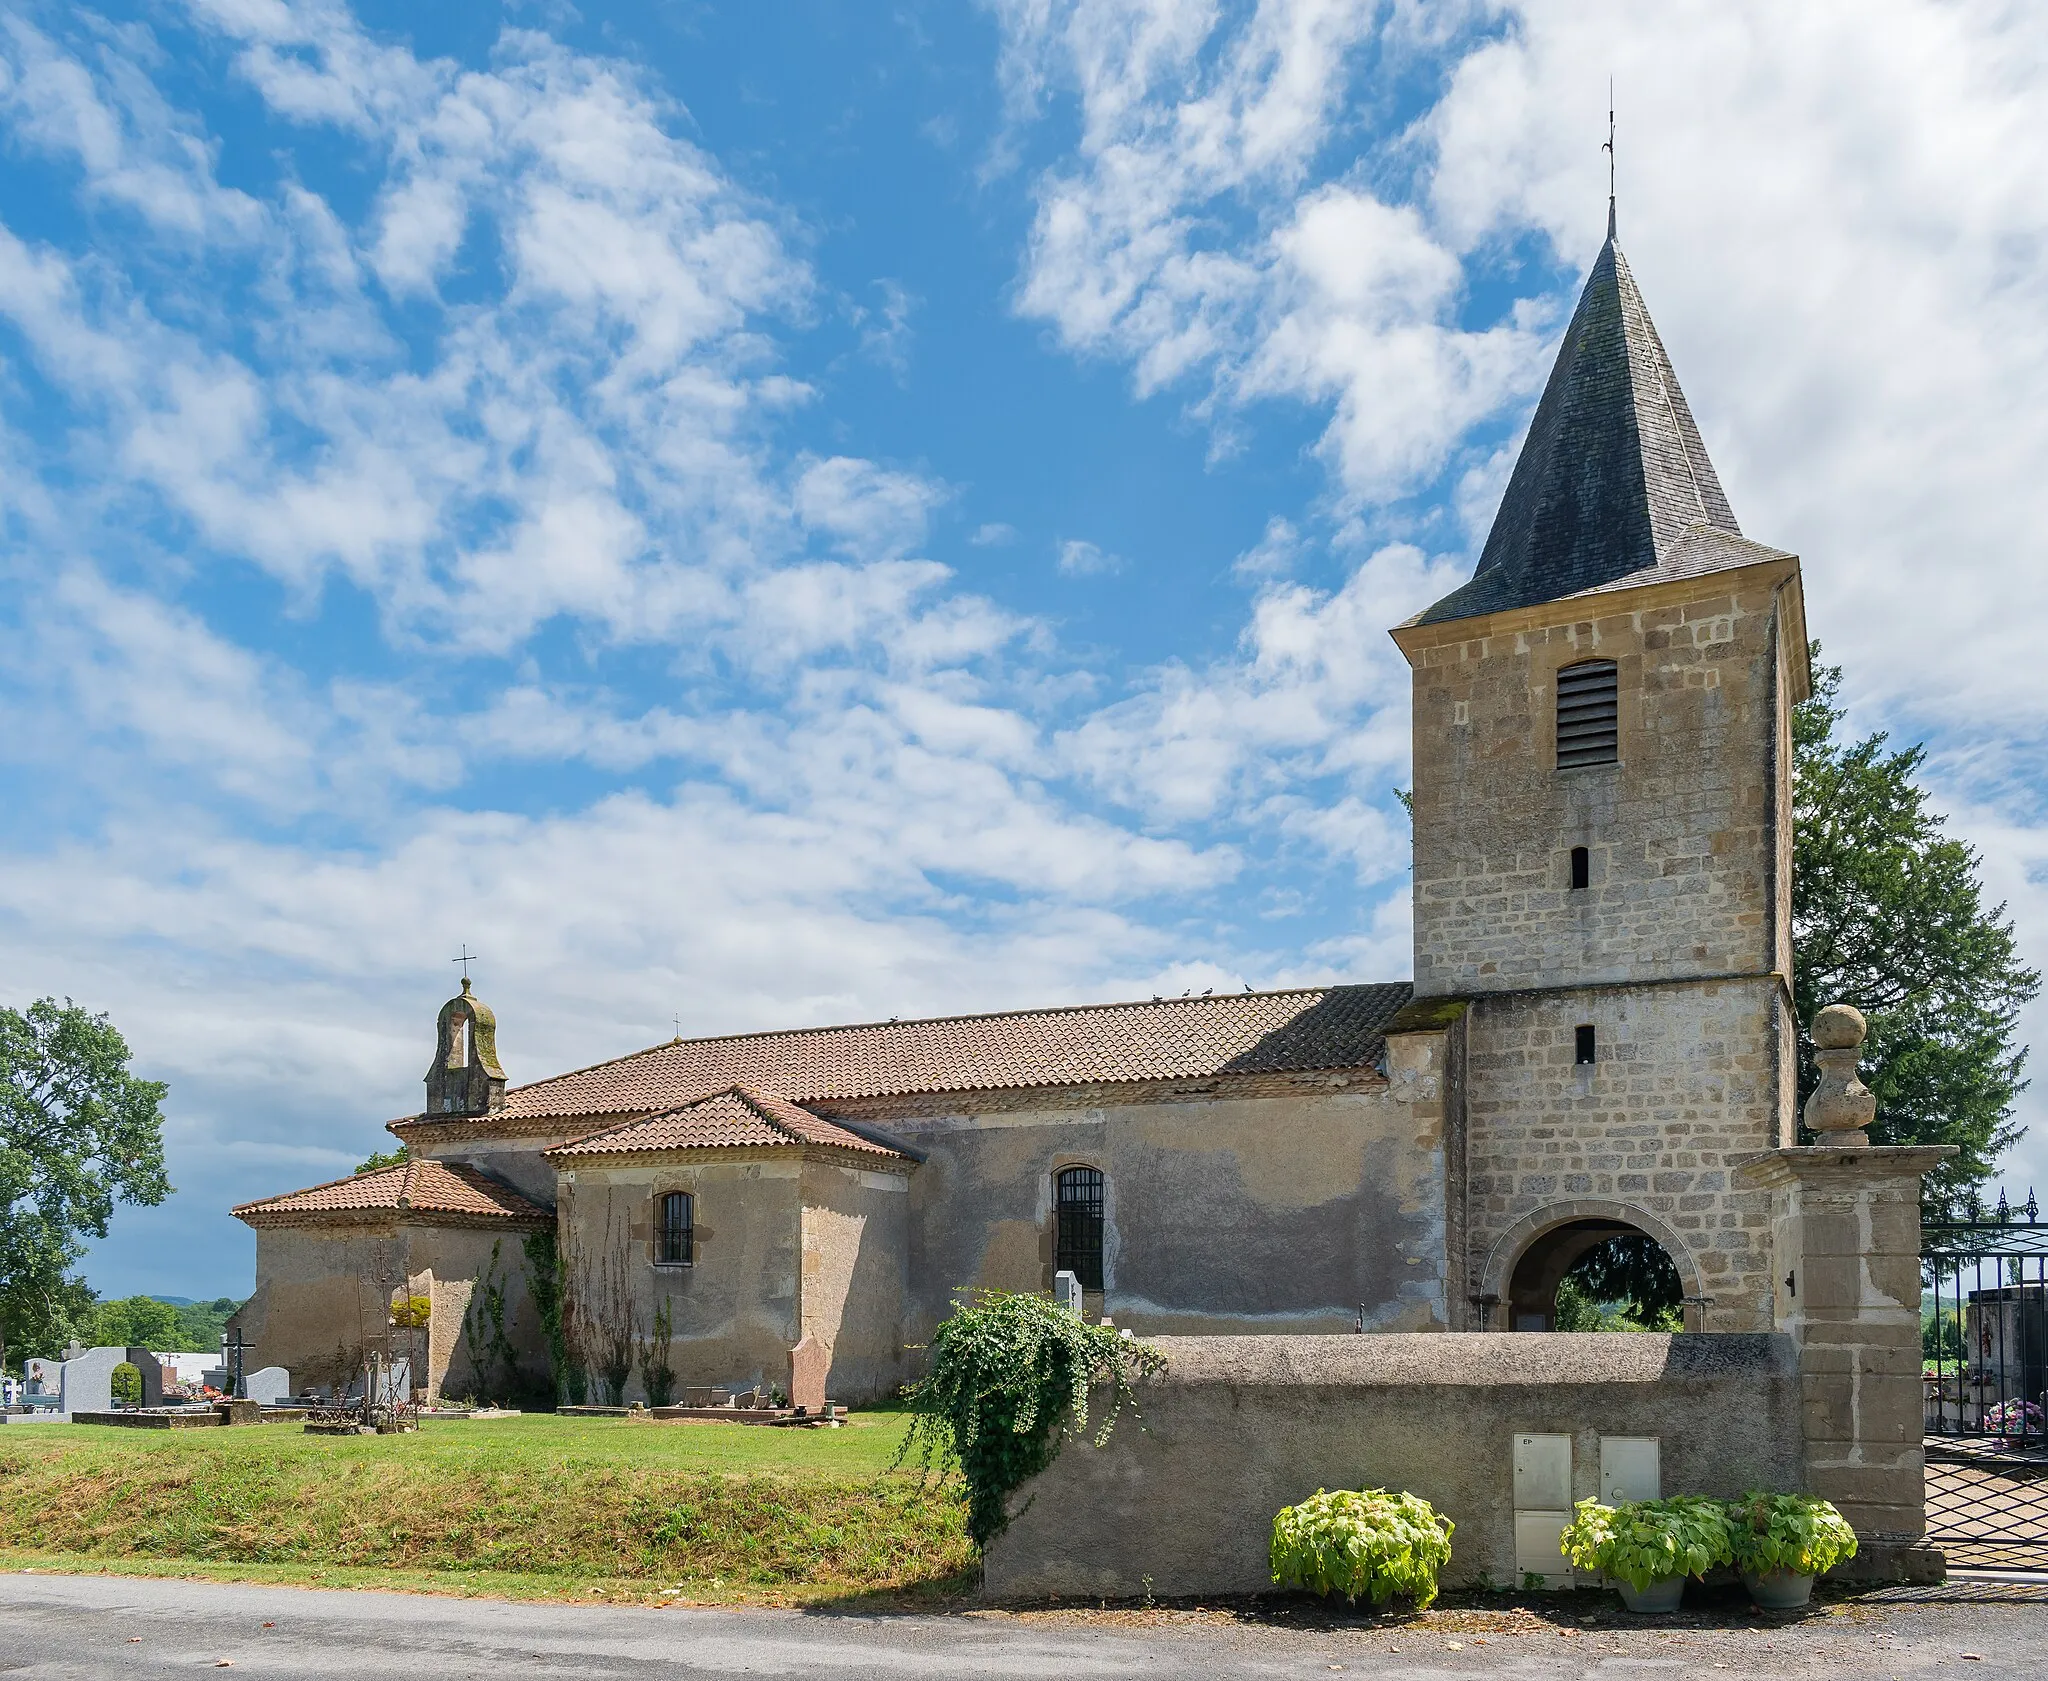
[543,1085,915,1163]
[232,1157,550,1229]
[400,982,1414,1131]
[1413,208,1791,629]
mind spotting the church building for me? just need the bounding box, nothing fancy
[232,211,1811,1406]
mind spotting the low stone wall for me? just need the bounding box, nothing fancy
[982,1332,1801,1599]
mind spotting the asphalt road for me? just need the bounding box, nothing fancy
[2,1573,2044,1679]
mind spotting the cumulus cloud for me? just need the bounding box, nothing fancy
[1055,537,1122,576]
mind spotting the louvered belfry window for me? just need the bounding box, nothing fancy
[1556,659,1620,768]
[1055,1166,1105,1291]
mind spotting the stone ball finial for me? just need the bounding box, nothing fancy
[1810,1002,1866,1052]
[1804,1001,1876,1146]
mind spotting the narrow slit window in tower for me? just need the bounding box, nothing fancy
[1570,846,1590,890]
[1556,660,1619,768]
[1575,1025,1597,1065]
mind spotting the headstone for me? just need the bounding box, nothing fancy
[788,1335,829,1414]
[1053,1270,1083,1317]
[57,1347,125,1415]
[684,1386,713,1408]
[243,1367,291,1406]
[122,1348,166,1408]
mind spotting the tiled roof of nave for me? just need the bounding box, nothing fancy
[422,982,1413,1126]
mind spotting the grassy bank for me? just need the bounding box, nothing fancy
[0,1413,973,1605]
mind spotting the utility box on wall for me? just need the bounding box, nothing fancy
[1599,1436,1661,1504]
[1511,1432,1573,1589]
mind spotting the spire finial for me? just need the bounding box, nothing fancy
[452,944,478,984]
[1602,77,1616,239]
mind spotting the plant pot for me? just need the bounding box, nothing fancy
[1615,1576,1685,1613]
[1743,1569,1815,1610]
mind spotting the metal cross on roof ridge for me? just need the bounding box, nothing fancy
[452,945,479,981]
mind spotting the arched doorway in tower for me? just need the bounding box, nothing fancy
[1506,1220,1687,1332]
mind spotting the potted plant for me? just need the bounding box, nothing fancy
[1269,1487,1455,1609]
[1560,1496,1732,1613]
[1724,1492,1858,1609]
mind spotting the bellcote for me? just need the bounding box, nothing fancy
[424,978,506,1117]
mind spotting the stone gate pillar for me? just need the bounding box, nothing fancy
[1738,1004,1953,1582]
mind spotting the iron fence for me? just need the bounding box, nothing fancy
[1922,1191,2048,1572]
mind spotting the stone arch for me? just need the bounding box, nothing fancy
[1480,1201,1705,1332]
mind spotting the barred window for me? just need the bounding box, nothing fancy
[1054,1166,1105,1291]
[658,1191,693,1265]
[1556,660,1619,768]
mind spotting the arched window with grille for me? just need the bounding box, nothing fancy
[657,1190,693,1266]
[1054,1166,1105,1291]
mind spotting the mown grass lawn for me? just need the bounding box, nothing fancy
[0,1412,973,1605]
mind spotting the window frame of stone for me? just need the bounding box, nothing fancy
[655,1188,694,1267]
[1574,1024,1597,1066]
[1555,659,1620,769]
[1053,1164,1106,1292]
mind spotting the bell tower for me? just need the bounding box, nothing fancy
[424,977,506,1117]
[1390,210,1809,1332]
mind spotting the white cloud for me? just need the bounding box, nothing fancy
[1055,537,1122,576]
[969,521,1019,546]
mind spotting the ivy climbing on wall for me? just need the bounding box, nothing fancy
[895,1289,1164,1547]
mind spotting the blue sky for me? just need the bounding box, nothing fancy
[5,0,2047,1299]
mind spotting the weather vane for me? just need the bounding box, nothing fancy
[1603,77,1615,203]
[452,944,479,982]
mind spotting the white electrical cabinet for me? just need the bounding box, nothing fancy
[1510,1433,1574,1588]
[1599,1436,1661,1504]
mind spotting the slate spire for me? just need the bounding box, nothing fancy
[1415,216,1768,627]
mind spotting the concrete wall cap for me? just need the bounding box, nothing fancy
[1116,1331,1793,1389]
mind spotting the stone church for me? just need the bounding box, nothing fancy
[233,210,1810,1406]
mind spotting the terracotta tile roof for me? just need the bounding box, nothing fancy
[475,982,1412,1125]
[233,1158,551,1227]
[545,1085,914,1162]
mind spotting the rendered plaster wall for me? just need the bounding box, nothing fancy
[424,1135,565,1206]
[799,1158,913,1404]
[1404,566,1798,996]
[556,1155,803,1400]
[880,1079,1450,1344]
[235,1224,544,1402]
[1464,980,1785,1332]
[983,1332,1802,1599]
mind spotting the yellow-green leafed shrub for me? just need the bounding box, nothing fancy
[1724,1492,1858,1577]
[1559,1496,1732,1593]
[1269,1488,1454,1608]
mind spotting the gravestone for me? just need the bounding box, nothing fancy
[122,1348,165,1408]
[243,1367,291,1406]
[57,1347,124,1415]
[1053,1270,1083,1317]
[788,1336,829,1413]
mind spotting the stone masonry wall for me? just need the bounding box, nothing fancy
[1403,563,1798,995]
[1463,979,1786,1331]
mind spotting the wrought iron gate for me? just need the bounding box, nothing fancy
[1923,1193,2048,1571]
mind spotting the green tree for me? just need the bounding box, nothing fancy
[171,1297,243,1352]
[355,1146,407,1174]
[88,1294,181,1349]
[1794,653,2039,1217]
[0,998,171,1372]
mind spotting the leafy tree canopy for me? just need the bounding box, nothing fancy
[1794,652,2039,1217]
[0,998,171,1369]
[354,1146,407,1175]
[88,1294,180,1349]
